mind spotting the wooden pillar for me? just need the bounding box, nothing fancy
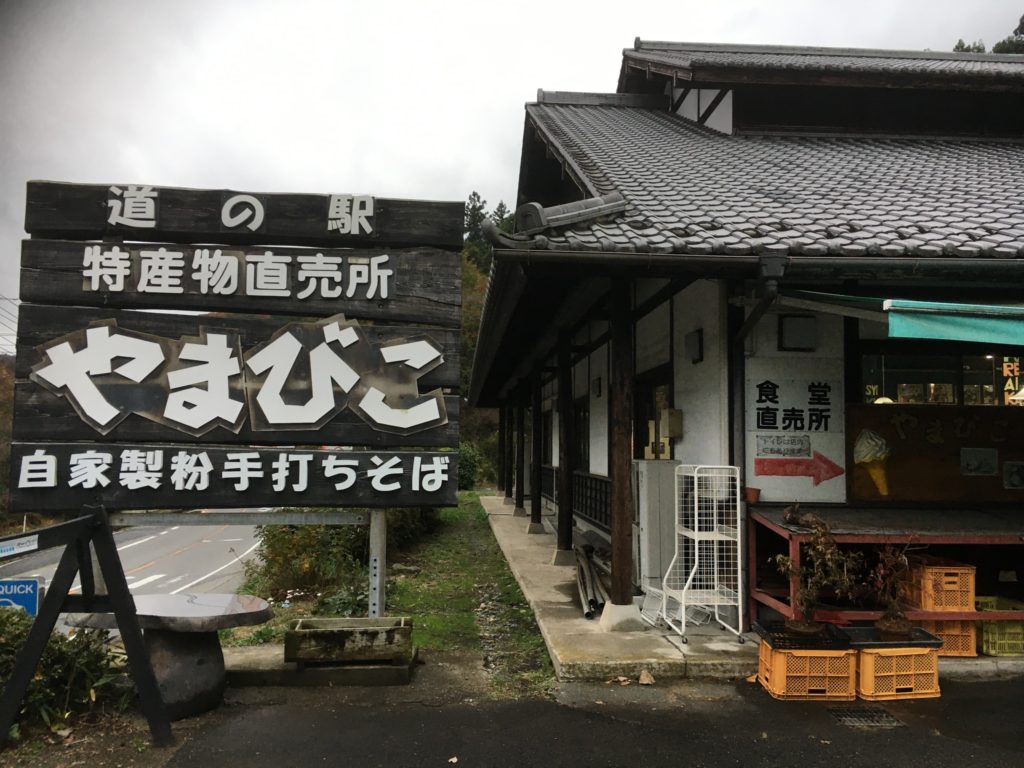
[503,402,514,502]
[514,391,527,515]
[497,406,506,493]
[529,376,544,532]
[555,332,575,558]
[608,282,635,606]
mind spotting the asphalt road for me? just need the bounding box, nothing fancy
[165,674,1024,768]
[0,511,260,596]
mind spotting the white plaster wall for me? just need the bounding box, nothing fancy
[589,343,609,476]
[744,309,846,503]
[672,280,729,465]
[636,301,670,374]
[573,356,588,400]
[673,88,733,135]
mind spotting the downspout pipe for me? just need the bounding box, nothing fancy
[731,254,787,478]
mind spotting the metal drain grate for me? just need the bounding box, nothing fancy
[828,705,904,729]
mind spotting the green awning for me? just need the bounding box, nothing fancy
[777,291,1024,346]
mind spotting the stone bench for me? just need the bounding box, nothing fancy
[68,593,272,719]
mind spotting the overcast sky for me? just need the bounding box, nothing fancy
[0,0,1017,346]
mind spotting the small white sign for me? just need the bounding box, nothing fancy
[0,534,39,560]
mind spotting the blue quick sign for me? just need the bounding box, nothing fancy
[0,579,42,617]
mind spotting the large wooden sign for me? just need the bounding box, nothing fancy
[11,180,463,511]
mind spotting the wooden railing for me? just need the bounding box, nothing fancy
[573,471,610,532]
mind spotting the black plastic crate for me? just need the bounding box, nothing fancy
[752,621,852,650]
[838,626,943,649]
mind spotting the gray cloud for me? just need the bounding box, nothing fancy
[0,0,1016,343]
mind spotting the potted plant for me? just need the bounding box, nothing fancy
[771,506,863,635]
[867,544,914,639]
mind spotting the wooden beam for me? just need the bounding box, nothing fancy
[497,406,507,493]
[515,393,527,512]
[556,333,575,553]
[608,283,635,605]
[499,277,611,400]
[504,404,514,501]
[671,87,691,113]
[531,376,543,525]
[698,89,730,125]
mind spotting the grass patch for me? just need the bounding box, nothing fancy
[389,491,554,698]
[224,492,554,698]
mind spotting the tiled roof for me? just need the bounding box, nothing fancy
[624,40,1024,82]
[517,102,1024,258]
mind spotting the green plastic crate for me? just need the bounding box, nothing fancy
[976,596,1024,657]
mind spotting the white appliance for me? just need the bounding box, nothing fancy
[632,460,680,594]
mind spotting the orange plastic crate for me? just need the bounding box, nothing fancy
[918,619,977,657]
[757,639,857,701]
[856,647,940,701]
[906,557,975,612]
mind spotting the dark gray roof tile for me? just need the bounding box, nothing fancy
[522,102,1024,260]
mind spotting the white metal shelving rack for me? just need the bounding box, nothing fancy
[661,465,744,641]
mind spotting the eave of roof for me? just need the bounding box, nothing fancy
[619,39,1024,91]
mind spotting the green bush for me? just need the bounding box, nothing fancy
[0,610,131,736]
[243,507,441,601]
[458,442,481,489]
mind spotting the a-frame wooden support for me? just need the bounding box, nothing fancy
[0,509,173,747]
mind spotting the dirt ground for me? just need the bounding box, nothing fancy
[3,650,492,768]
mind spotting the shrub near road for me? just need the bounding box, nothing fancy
[232,493,553,697]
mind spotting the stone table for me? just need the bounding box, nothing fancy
[68,593,272,719]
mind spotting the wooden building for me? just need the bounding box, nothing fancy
[471,41,1024,631]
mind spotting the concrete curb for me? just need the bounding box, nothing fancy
[224,645,412,687]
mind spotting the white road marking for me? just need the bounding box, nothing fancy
[171,526,180,531]
[222,538,243,542]
[165,575,186,584]
[171,543,259,595]
[117,535,157,551]
[128,574,165,591]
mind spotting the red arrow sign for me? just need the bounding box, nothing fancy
[754,452,845,486]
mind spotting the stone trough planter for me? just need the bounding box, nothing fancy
[284,617,414,666]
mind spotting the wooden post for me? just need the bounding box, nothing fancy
[368,510,387,618]
[528,376,544,533]
[504,402,514,503]
[608,283,635,606]
[514,392,527,516]
[497,406,506,493]
[554,332,575,564]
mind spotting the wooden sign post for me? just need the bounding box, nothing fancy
[1,180,463,745]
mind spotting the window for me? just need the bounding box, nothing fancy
[861,348,1023,406]
[634,364,674,459]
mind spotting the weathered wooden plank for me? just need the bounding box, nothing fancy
[109,510,369,527]
[15,304,459,386]
[12,385,459,447]
[15,304,458,448]
[20,240,461,327]
[25,181,464,250]
[10,443,458,512]
[17,378,460,446]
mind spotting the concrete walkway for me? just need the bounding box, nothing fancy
[481,494,1024,683]
[481,495,758,681]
